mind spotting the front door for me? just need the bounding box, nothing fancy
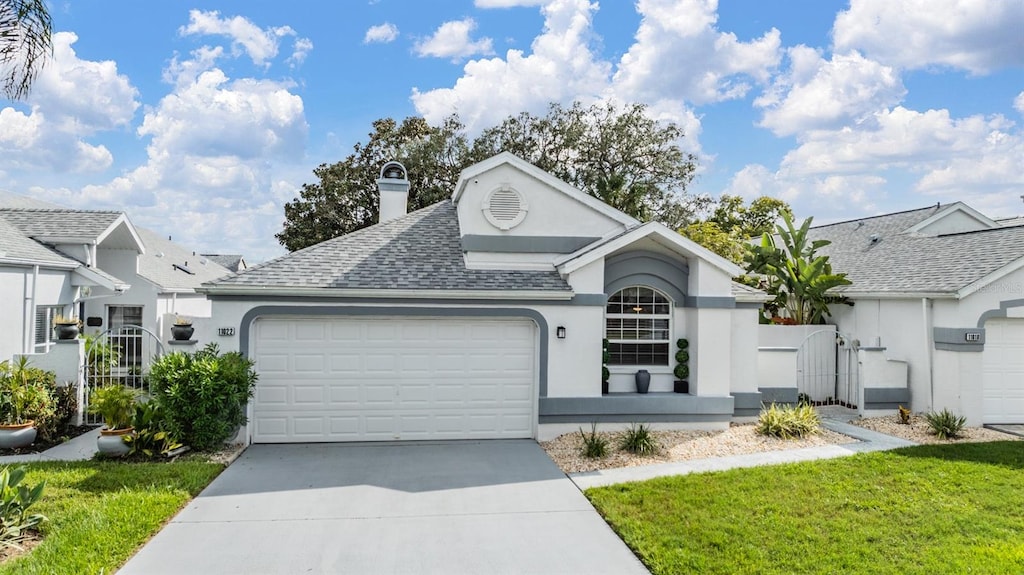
[107,305,144,370]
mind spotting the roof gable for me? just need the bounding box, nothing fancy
[452,152,639,228]
[556,222,744,277]
[0,215,79,268]
[136,227,232,291]
[0,208,145,252]
[904,202,998,236]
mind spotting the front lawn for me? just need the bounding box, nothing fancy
[587,441,1024,575]
[0,460,223,575]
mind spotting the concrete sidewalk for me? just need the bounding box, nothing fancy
[570,416,918,490]
[0,427,99,464]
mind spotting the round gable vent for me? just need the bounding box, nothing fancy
[483,185,528,230]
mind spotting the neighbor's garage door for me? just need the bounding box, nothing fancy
[251,317,537,442]
[982,319,1024,424]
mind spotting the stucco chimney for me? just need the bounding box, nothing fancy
[377,161,410,223]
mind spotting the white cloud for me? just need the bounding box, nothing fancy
[475,0,547,7]
[833,0,1024,73]
[179,10,307,67]
[0,32,136,174]
[1015,92,1024,115]
[612,0,782,105]
[755,48,905,137]
[288,37,314,66]
[415,18,494,60]
[412,0,611,131]
[364,22,399,44]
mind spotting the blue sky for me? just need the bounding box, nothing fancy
[1,0,1022,261]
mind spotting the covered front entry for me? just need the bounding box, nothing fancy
[982,319,1024,424]
[251,316,537,442]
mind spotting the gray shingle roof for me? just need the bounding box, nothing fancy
[200,254,246,272]
[809,205,1024,295]
[0,215,79,267]
[208,201,571,292]
[0,208,123,240]
[137,227,233,290]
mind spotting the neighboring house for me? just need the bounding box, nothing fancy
[201,253,247,272]
[808,202,1024,426]
[0,202,231,363]
[202,153,770,444]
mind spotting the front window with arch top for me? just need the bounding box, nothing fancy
[605,286,671,365]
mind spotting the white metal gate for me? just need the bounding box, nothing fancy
[83,324,164,424]
[796,329,859,407]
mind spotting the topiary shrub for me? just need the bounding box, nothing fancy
[756,402,820,439]
[149,343,257,451]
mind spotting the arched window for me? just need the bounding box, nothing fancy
[605,286,671,366]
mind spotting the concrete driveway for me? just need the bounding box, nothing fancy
[118,440,649,575]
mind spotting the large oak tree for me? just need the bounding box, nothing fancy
[277,102,703,252]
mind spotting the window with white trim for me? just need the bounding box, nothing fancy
[605,286,671,366]
[34,305,63,353]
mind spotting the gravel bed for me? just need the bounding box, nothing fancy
[540,423,857,474]
[852,415,1021,445]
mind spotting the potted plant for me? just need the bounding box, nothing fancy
[0,358,54,449]
[88,385,137,456]
[673,338,690,393]
[52,314,80,340]
[170,316,194,341]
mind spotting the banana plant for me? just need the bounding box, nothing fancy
[745,213,851,324]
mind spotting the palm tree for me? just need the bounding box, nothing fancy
[0,0,52,100]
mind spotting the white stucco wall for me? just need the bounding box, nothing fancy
[0,265,74,360]
[730,308,759,394]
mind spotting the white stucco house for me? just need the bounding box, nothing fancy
[201,153,772,443]
[0,195,232,364]
[808,202,1024,426]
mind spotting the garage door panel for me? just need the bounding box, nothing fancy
[983,319,1024,424]
[253,317,536,442]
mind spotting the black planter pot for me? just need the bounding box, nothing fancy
[635,369,651,394]
[171,324,194,341]
[601,380,609,395]
[673,380,689,394]
[54,323,79,340]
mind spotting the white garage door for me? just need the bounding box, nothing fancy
[251,316,537,442]
[982,319,1024,424]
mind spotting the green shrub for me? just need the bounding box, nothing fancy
[124,401,183,458]
[0,465,46,549]
[897,405,911,425]
[797,392,813,407]
[579,423,609,459]
[0,357,56,427]
[149,343,257,450]
[619,423,658,455]
[36,383,77,443]
[676,338,689,349]
[756,403,820,439]
[673,364,689,380]
[674,349,689,364]
[924,409,966,439]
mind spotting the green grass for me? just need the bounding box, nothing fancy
[587,441,1024,575]
[0,460,223,575]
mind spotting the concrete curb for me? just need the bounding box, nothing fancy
[569,418,919,490]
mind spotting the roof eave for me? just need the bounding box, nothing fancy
[0,257,79,270]
[836,291,958,300]
[198,285,575,300]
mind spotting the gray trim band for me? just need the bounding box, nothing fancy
[238,305,550,396]
[977,298,1024,328]
[539,394,733,424]
[683,296,737,309]
[758,346,798,352]
[570,293,608,306]
[736,302,763,310]
[731,391,763,416]
[933,327,985,352]
[758,387,798,404]
[461,234,600,254]
[863,387,909,404]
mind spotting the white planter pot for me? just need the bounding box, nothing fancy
[97,428,134,457]
[0,422,37,449]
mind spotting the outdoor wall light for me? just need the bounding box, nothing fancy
[556,326,566,339]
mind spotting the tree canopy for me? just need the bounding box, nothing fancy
[0,0,51,100]
[277,102,701,252]
[680,194,793,264]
